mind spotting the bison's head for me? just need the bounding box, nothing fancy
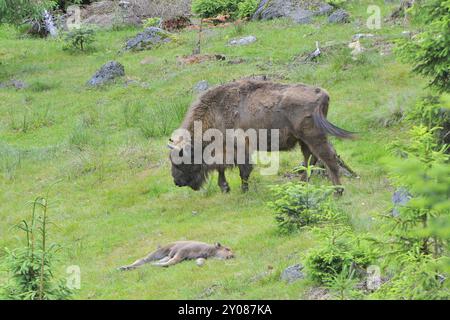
[168,136,208,191]
[213,243,234,260]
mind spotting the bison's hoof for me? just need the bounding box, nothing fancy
[241,184,249,192]
[334,187,344,197]
[221,185,230,193]
[118,265,136,271]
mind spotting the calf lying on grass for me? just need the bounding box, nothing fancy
[118,241,234,270]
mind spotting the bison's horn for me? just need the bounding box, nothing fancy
[168,143,182,151]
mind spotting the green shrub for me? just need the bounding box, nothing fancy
[237,0,258,19]
[407,95,450,147]
[396,0,450,92]
[192,0,241,18]
[306,242,372,284]
[0,0,56,24]
[268,181,339,233]
[306,228,378,284]
[63,27,96,52]
[370,253,449,300]
[1,197,72,300]
[324,265,362,300]
[378,124,450,299]
[407,95,447,128]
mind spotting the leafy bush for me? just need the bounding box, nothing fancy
[324,265,362,300]
[63,27,95,52]
[306,239,374,285]
[396,0,450,92]
[0,0,56,24]
[1,197,72,300]
[237,0,258,19]
[268,181,338,233]
[378,124,450,299]
[192,0,241,18]
[407,95,450,146]
[371,253,449,300]
[268,159,346,233]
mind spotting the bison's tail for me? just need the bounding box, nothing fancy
[313,97,355,139]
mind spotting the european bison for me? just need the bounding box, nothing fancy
[168,80,353,193]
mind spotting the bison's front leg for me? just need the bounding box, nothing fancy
[218,168,230,193]
[238,164,253,192]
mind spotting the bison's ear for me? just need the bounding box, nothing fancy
[215,242,222,248]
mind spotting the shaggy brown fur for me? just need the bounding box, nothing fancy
[118,241,234,270]
[169,79,354,193]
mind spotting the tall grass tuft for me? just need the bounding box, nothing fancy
[0,143,21,180]
[122,96,190,138]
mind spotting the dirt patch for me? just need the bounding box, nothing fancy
[304,287,332,300]
[177,54,226,65]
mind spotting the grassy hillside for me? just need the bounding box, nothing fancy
[0,1,428,299]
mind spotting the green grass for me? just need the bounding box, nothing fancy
[0,1,426,299]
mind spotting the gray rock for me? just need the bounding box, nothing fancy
[124,27,172,51]
[281,264,305,283]
[401,30,412,38]
[328,9,350,23]
[11,79,28,89]
[253,0,333,24]
[194,80,209,93]
[87,61,125,86]
[392,188,412,217]
[229,35,257,46]
[0,79,27,90]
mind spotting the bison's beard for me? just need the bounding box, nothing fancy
[171,163,209,191]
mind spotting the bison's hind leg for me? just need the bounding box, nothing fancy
[301,136,343,195]
[238,164,253,192]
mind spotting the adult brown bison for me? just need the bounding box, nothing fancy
[168,80,354,193]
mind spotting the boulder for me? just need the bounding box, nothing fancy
[328,9,350,23]
[280,264,305,283]
[229,35,257,46]
[193,80,209,93]
[87,61,125,86]
[0,79,28,90]
[124,27,172,51]
[77,0,141,28]
[253,0,333,24]
[392,188,412,217]
[348,40,364,57]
